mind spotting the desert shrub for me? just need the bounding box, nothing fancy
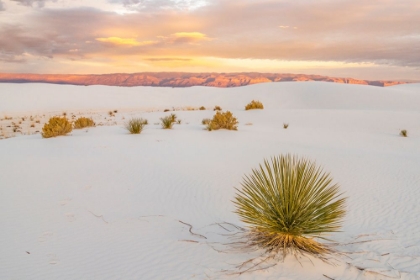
[400,130,408,137]
[42,117,72,138]
[176,119,182,124]
[73,117,95,129]
[125,118,147,134]
[164,109,170,112]
[206,111,238,131]
[170,113,177,123]
[142,119,148,125]
[283,123,289,129]
[161,116,174,129]
[234,154,346,256]
[202,118,211,125]
[214,105,222,111]
[199,106,206,110]
[245,100,264,110]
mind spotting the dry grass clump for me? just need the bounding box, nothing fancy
[202,118,211,125]
[214,105,222,111]
[245,100,264,110]
[206,111,238,131]
[170,113,177,123]
[400,130,408,137]
[199,106,206,110]
[73,117,95,129]
[283,123,289,129]
[42,117,72,138]
[234,154,346,257]
[125,118,147,134]
[161,116,174,129]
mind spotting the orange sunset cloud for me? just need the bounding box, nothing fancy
[0,0,419,80]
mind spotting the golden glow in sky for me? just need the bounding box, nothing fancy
[0,0,419,80]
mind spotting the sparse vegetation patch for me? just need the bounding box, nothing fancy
[42,117,72,138]
[125,118,147,134]
[202,118,211,125]
[206,111,238,131]
[245,100,264,110]
[74,117,95,129]
[161,116,174,129]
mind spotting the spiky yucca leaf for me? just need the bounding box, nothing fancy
[234,154,346,256]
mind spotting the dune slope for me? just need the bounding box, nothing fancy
[0,82,419,279]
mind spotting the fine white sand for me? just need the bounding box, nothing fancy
[0,82,419,279]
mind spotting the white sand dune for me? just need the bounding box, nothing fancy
[0,82,419,279]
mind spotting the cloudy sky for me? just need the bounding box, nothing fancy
[0,0,419,80]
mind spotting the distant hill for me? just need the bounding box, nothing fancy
[0,72,406,87]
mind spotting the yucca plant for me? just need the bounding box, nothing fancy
[42,116,72,138]
[234,154,346,257]
[245,100,264,110]
[73,117,95,129]
[160,116,174,129]
[125,118,147,134]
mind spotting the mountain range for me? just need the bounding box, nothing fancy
[0,72,406,87]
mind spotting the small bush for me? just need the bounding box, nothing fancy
[234,154,347,257]
[400,130,408,137]
[176,119,182,124]
[42,117,72,138]
[214,106,222,111]
[161,116,174,129]
[142,119,148,125]
[202,118,211,125]
[164,109,170,112]
[199,106,206,110]
[170,113,177,123]
[125,118,147,134]
[74,117,95,129]
[245,100,264,110]
[207,111,238,131]
[283,123,289,129]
